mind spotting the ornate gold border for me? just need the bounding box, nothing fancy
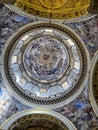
[5,0,90,20]
[4,4,97,23]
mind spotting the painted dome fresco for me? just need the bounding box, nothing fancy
[1,22,89,108]
[0,1,98,130]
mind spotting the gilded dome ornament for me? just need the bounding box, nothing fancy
[4,0,92,20]
[39,0,68,9]
[1,22,89,108]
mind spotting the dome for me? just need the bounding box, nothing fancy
[0,2,98,130]
[1,22,89,108]
[5,0,90,20]
[0,109,77,130]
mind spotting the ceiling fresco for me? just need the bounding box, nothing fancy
[0,3,98,130]
[1,22,89,108]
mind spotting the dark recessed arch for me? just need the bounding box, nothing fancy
[89,0,98,13]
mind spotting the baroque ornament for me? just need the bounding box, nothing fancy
[5,0,90,19]
[39,0,68,9]
[1,22,89,108]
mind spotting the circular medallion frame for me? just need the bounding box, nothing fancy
[89,51,98,117]
[1,22,89,109]
[0,109,77,130]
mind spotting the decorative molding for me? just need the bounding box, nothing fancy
[0,109,77,130]
[89,51,98,117]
